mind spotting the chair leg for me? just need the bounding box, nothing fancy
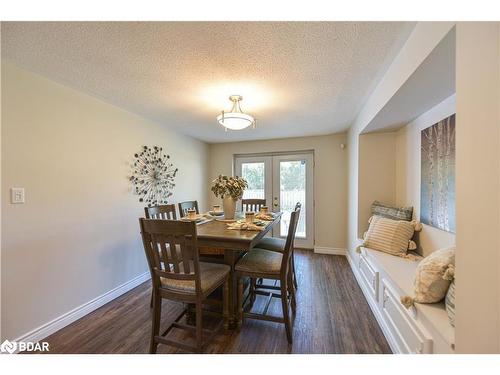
[186,303,195,325]
[195,302,203,353]
[149,290,153,309]
[287,265,296,313]
[223,278,230,330]
[281,282,293,344]
[149,291,161,354]
[292,253,298,290]
[237,277,244,328]
[249,278,257,308]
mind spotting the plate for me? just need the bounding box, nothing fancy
[215,217,237,223]
[180,214,205,222]
[236,220,266,226]
[208,210,224,216]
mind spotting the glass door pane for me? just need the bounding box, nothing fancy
[272,153,313,248]
[279,160,306,238]
[241,162,265,199]
[234,156,272,211]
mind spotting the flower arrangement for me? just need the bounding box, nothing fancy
[211,175,248,200]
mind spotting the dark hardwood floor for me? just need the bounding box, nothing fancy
[40,251,391,354]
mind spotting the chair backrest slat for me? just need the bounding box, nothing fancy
[242,199,266,212]
[178,200,199,217]
[179,237,192,274]
[167,238,181,273]
[281,205,301,272]
[145,204,177,220]
[140,219,201,291]
[156,236,170,266]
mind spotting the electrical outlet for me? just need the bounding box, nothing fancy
[11,188,25,204]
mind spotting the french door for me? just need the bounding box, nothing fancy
[234,152,314,248]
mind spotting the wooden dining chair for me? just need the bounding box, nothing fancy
[242,198,266,212]
[254,202,302,290]
[144,204,177,220]
[178,200,199,217]
[144,204,179,307]
[235,206,301,344]
[139,218,230,353]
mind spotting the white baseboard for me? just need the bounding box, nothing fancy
[313,246,346,256]
[13,271,151,347]
[346,252,400,354]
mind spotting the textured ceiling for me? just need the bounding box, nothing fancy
[1,22,415,143]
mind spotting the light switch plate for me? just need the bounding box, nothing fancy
[11,188,25,204]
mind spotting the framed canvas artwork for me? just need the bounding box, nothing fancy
[420,114,456,233]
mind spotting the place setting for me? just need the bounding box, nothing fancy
[227,207,275,231]
[180,208,212,225]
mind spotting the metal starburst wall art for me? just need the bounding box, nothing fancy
[129,146,178,207]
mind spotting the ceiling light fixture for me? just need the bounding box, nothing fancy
[217,95,255,131]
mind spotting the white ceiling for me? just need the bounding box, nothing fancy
[1,22,415,143]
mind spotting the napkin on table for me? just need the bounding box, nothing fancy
[254,213,274,221]
[227,222,265,231]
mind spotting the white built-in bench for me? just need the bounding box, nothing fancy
[348,246,455,354]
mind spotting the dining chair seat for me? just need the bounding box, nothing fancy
[255,237,285,252]
[161,262,230,295]
[255,236,298,290]
[235,248,282,275]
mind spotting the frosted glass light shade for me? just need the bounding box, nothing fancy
[217,95,255,130]
[217,112,254,130]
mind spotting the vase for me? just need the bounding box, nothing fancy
[222,196,237,220]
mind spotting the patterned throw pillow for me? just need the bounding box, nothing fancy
[371,200,413,221]
[363,216,416,257]
[401,246,455,308]
[445,279,455,327]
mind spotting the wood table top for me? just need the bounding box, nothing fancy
[196,212,282,245]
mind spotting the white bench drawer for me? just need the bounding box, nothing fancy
[358,253,379,300]
[381,279,433,354]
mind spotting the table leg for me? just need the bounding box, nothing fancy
[224,250,237,327]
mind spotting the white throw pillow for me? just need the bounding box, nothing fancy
[401,246,455,308]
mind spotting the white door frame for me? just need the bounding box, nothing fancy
[271,153,314,248]
[234,152,314,248]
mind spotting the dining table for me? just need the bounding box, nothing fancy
[194,211,283,328]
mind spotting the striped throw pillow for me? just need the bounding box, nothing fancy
[364,216,415,256]
[445,279,455,327]
[371,201,413,221]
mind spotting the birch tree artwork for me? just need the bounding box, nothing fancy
[420,114,456,233]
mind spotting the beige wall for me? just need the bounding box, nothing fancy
[357,132,397,237]
[1,62,209,340]
[455,22,500,353]
[208,134,347,250]
[395,95,456,256]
